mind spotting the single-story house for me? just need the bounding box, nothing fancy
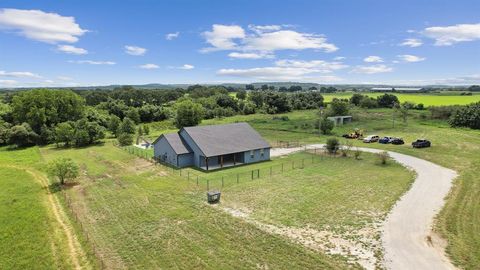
[153,122,271,170]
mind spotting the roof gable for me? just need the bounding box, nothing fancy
[160,133,192,155]
[181,122,270,157]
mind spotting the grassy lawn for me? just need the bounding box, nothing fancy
[0,147,72,269]
[41,143,354,269]
[144,107,480,268]
[322,92,480,106]
[220,152,414,231]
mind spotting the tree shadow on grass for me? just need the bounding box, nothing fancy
[48,182,79,194]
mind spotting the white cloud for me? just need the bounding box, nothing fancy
[217,58,347,81]
[166,32,180,40]
[363,56,383,63]
[69,60,116,65]
[0,70,42,78]
[400,38,423,47]
[248,24,282,34]
[275,59,348,72]
[0,8,86,43]
[57,45,88,55]
[243,30,338,52]
[423,23,480,46]
[334,56,346,60]
[138,63,159,69]
[180,64,194,70]
[124,45,147,56]
[352,64,393,74]
[202,24,246,52]
[0,79,17,86]
[397,54,425,62]
[228,52,273,59]
[201,24,338,55]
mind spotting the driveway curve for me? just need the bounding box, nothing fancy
[271,145,457,270]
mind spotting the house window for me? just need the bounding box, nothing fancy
[260,148,264,156]
[250,150,254,158]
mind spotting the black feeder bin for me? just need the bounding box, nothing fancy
[207,191,221,204]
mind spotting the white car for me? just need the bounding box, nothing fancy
[363,135,380,143]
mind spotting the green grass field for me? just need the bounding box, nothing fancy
[322,92,480,106]
[0,147,74,269]
[41,143,358,269]
[146,107,480,268]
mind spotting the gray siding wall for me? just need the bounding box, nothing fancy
[243,147,270,164]
[153,137,178,167]
[178,153,194,168]
[179,129,205,167]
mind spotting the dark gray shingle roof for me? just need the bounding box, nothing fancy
[162,133,192,155]
[182,122,270,157]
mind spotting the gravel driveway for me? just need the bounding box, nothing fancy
[271,144,457,270]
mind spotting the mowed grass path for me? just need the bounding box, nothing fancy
[41,144,353,269]
[0,147,72,269]
[322,92,480,106]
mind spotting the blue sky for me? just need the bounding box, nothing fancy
[0,0,479,87]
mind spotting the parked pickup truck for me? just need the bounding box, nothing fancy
[412,139,431,148]
[391,138,405,145]
[363,135,380,143]
[379,136,394,144]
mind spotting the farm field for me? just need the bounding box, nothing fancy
[40,143,358,269]
[322,92,480,106]
[145,107,480,268]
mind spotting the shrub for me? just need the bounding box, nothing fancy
[319,118,334,134]
[449,102,480,129]
[325,138,340,155]
[429,105,461,120]
[327,98,349,116]
[340,141,353,157]
[354,148,362,160]
[377,94,399,108]
[117,133,134,146]
[376,151,389,165]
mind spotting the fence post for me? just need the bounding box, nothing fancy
[222,176,224,188]
[257,169,260,178]
[302,158,304,168]
[251,170,254,180]
[237,173,239,184]
[281,163,284,173]
[196,176,199,186]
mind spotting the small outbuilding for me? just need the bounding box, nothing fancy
[153,122,271,170]
[327,115,352,126]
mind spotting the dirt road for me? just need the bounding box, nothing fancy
[270,145,457,269]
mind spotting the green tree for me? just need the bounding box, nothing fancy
[8,123,38,147]
[117,133,134,146]
[11,89,85,134]
[377,93,399,108]
[107,115,121,136]
[175,100,204,128]
[236,90,247,100]
[73,119,105,146]
[55,122,75,147]
[327,98,349,116]
[319,118,334,134]
[47,158,79,185]
[126,108,141,124]
[143,125,150,135]
[117,118,136,135]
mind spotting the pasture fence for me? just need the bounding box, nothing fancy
[61,191,106,269]
[115,141,339,191]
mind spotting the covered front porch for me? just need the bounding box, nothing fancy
[199,152,244,171]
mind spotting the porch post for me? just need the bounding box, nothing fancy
[205,157,209,170]
[221,155,224,168]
